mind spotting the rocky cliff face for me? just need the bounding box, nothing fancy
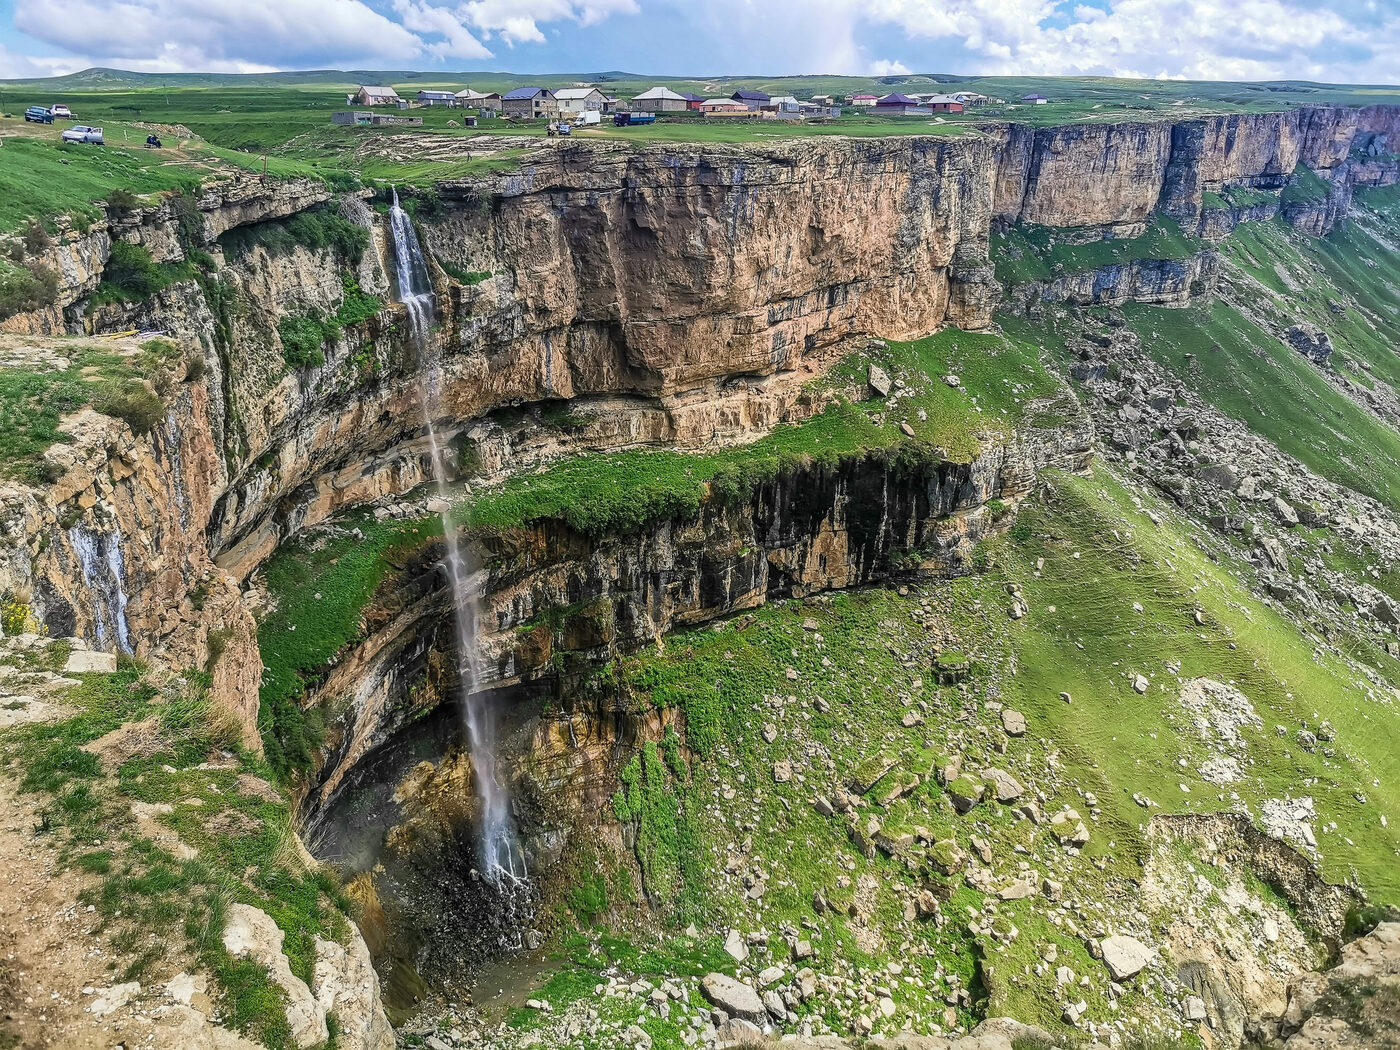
[3,103,1399,762]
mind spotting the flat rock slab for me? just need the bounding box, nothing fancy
[1100,934,1156,980]
[64,650,117,674]
[700,973,767,1023]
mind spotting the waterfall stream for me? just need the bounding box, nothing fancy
[388,191,530,900]
[68,525,133,654]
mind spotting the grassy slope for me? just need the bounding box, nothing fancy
[0,134,205,232]
[999,468,1400,902]
[1122,295,1400,513]
[512,458,1400,1047]
[0,336,186,483]
[0,654,351,1050]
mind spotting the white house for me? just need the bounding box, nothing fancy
[554,87,608,115]
[353,85,403,107]
[632,86,689,113]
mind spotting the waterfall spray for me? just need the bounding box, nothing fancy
[388,190,528,889]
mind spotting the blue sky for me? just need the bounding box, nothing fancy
[1,0,1398,83]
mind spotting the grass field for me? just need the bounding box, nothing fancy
[0,69,1394,221]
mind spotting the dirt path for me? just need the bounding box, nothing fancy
[0,775,124,1049]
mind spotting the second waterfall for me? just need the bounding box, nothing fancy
[387,190,530,897]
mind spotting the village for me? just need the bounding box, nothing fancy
[335,82,1050,130]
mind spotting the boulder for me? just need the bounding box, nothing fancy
[312,925,395,1050]
[723,928,749,963]
[223,903,329,1047]
[868,364,892,398]
[700,973,767,1024]
[983,767,1025,803]
[946,775,984,814]
[1000,710,1027,736]
[1100,934,1157,980]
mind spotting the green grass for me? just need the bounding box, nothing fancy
[0,664,352,1050]
[1121,296,1400,514]
[1281,163,1334,205]
[255,513,443,777]
[992,215,1208,286]
[0,132,205,233]
[0,336,186,484]
[994,467,1400,902]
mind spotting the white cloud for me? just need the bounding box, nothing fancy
[869,59,911,76]
[3,0,1399,82]
[14,0,427,70]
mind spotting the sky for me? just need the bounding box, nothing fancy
[0,0,1398,83]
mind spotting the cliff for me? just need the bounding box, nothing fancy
[2,101,1398,755]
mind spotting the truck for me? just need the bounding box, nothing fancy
[612,112,656,127]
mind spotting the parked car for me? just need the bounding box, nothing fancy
[60,125,103,144]
[23,106,52,124]
[49,104,72,118]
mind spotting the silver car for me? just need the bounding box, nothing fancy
[60,125,103,144]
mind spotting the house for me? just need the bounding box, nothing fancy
[353,85,403,107]
[417,90,457,107]
[501,87,558,119]
[810,94,835,106]
[455,89,502,116]
[554,87,608,114]
[926,94,965,113]
[632,86,690,113]
[731,89,770,110]
[701,98,751,117]
[875,93,930,115]
[849,92,879,107]
[1021,93,1049,104]
[767,95,801,113]
[332,111,373,126]
[679,92,705,111]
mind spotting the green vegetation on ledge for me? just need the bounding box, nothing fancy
[991,215,1208,286]
[464,317,1066,538]
[256,513,443,777]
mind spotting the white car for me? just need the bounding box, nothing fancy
[60,125,103,145]
[50,104,72,118]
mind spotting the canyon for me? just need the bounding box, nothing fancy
[2,101,1400,1050]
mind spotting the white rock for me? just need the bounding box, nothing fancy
[223,902,329,1047]
[1100,934,1157,981]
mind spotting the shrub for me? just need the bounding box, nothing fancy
[105,188,141,216]
[91,379,167,435]
[23,221,52,256]
[221,207,368,266]
[0,262,60,319]
[278,313,328,369]
[102,241,162,298]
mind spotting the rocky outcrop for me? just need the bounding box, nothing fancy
[1261,922,1400,1049]
[296,404,1092,826]
[0,359,261,743]
[1008,251,1218,310]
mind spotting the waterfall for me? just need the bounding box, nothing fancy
[387,190,530,896]
[68,525,132,654]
